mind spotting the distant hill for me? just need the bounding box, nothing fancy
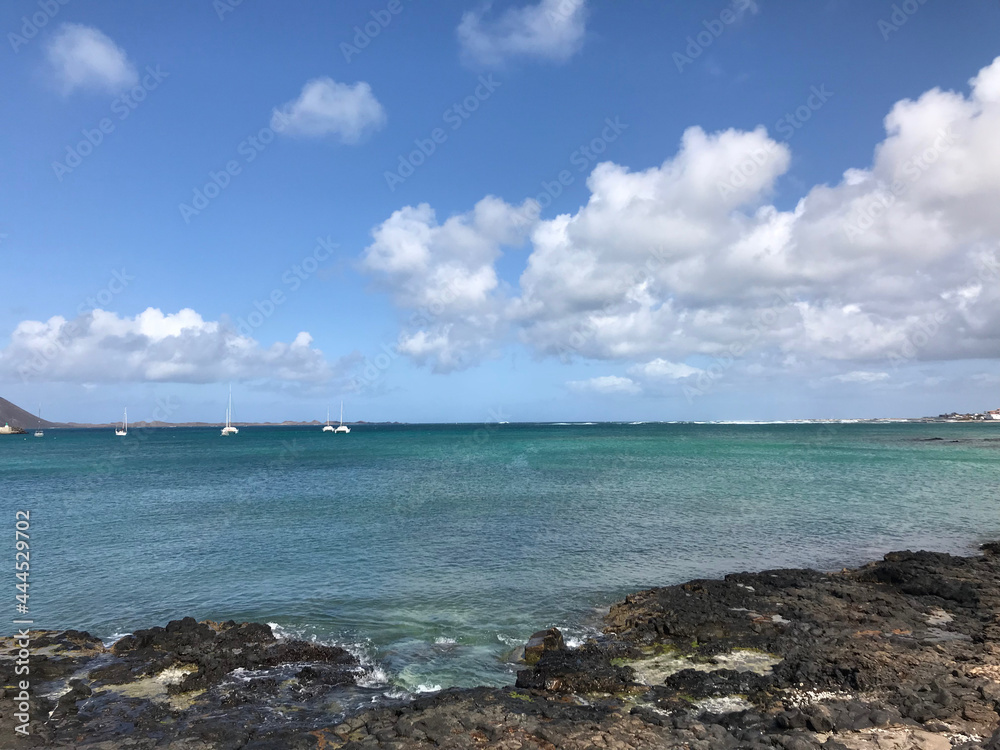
[0,397,61,429]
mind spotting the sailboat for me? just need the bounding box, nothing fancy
[322,407,335,432]
[115,408,127,436]
[221,385,239,436]
[334,401,350,434]
[34,407,44,438]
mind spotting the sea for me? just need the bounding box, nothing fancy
[3,421,999,696]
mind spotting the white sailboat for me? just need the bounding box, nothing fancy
[221,386,239,435]
[115,408,127,436]
[334,401,350,434]
[322,407,335,432]
[34,406,44,438]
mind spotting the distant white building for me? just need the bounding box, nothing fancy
[989,409,1000,421]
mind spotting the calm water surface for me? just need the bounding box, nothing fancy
[3,422,999,691]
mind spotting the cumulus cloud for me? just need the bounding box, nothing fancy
[628,359,704,382]
[566,360,705,398]
[513,125,795,362]
[832,371,890,384]
[45,24,138,95]
[1,308,342,384]
[272,78,386,143]
[361,196,538,372]
[457,0,588,67]
[362,56,1000,390]
[567,375,639,395]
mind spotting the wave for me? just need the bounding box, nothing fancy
[103,631,133,647]
[267,622,390,689]
[356,664,390,689]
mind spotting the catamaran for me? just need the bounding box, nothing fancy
[221,386,239,436]
[334,401,350,434]
[115,408,127,436]
[34,407,44,438]
[322,407,335,432]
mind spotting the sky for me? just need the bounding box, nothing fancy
[2,0,1000,424]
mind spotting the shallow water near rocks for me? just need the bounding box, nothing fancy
[111,663,202,710]
[624,648,782,687]
[3,421,1000,692]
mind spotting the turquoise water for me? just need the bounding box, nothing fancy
[2,422,999,692]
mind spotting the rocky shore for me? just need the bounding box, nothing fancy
[4,543,1000,749]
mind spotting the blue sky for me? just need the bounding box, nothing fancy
[2,0,1000,423]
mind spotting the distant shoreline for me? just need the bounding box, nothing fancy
[13,417,1000,430]
[35,420,402,429]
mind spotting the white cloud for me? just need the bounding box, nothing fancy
[457,0,588,67]
[45,24,138,95]
[361,196,538,372]
[362,56,1000,389]
[567,375,639,395]
[272,78,386,143]
[628,359,703,382]
[512,125,795,362]
[832,371,890,384]
[569,364,705,397]
[1,308,342,384]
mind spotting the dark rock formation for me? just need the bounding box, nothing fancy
[0,618,361,749]
[4,543,1000,748]
[522,626,565,665]
[517,641,636,693]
